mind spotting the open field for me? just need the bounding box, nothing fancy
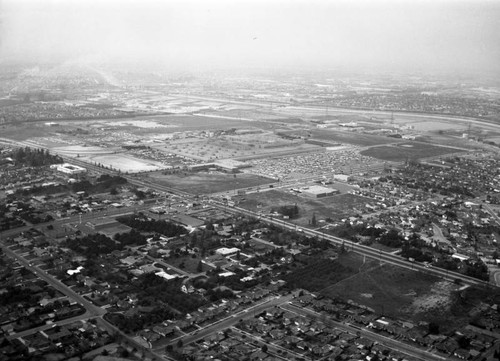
[238,189,372,226]
[360,142,464,161]
[137,114,274,132]
[53,145,114,155]
[410,120,468,132]
[321,262,467,330]
[308,129,401,147]
[146,171,274,195]
[0,123,53,141]
[86,153,166,173]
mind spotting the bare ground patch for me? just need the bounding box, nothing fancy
[403,280,455,315]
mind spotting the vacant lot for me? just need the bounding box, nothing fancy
[360,142,463,162]
[146,171,274,195]
[239,190,371,226]
[284,253,375,292]
[321,263,467,330]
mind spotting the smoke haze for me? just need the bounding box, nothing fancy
[1,0,499,75]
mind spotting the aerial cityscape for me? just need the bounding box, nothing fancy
[1,1,500,361]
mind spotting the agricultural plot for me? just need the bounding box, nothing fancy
[146,171,274,195]
[360,142,464,162]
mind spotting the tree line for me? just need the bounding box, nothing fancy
[117,214,187,237]
[10,147,63,167]
[63,230,147,257]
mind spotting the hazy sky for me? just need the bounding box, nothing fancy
[1,0,499,75]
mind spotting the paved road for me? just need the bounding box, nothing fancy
[0,239,168,361]
[6,311,94,340]
[214,201,492,288]
[0,243,106,317]
[483,203,500,226]
[2,130,495,290]
[0,199,161,241]
[155,294,294,351]
[281,303,448,361]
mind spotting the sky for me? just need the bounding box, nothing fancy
[1,0,499,75]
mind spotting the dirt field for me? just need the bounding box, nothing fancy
[360,142,464,161]
[87,154,166,173]
[146,171,274,195]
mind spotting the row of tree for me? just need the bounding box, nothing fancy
[117,214,187,237]
[10,147,63,167]
[64,230,147,257]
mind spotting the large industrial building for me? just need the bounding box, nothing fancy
[302,185,339,198]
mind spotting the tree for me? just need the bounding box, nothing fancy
[176,339,183,348]
[457,336,470,349]
[261,344,268,353]
[428,322,440,335]
[121,349,130,358]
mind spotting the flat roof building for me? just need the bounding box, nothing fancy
[51,163,87,175]
[302,185,339,198]
[215,247,240,256]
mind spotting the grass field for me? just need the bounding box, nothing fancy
[239,190,371,226]
[360,142,463,161]
[146,171,274,195]
[321,262,467,330]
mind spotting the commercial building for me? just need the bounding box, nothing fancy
[51,163,87,175]
[302,185,339,198]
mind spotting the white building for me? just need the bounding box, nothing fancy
[302,185,339,198]
[215,247,240,256]
[51,163,87,175]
